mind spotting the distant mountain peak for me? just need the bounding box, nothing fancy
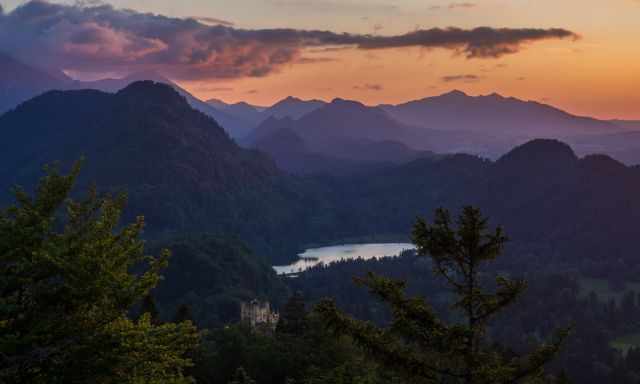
[265,96,326,120]
[329,98,366,108]
[116,80,188,106]
[124,70,169,82]
[581,154,626,173]
[274,95,325,106]
[499,139,578,165]
[206,98,229,109]
[440,89,468,98]
[483,92,505,99]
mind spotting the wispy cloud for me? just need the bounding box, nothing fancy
[448,2,476,9]
[296,56,338,64]
[190,16,234,27]
[267,0,399,13]
[430,2,477,11]
[0,1,579,81]
[441,74,481,83]
[353,83,384,91]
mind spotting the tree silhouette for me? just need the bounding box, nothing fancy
[316,206,570,384]
[277,291,307,335]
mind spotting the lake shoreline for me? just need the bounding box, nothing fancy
[274,242,416,275]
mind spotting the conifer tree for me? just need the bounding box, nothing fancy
[316,206,570,384]
[555,371,571,384]
[141,294,161,324]
[229,367,256,384]
[0,163,199,384]
[277,291,307,335]
[174,303,195,324]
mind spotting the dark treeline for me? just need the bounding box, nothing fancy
[286,253,640,384]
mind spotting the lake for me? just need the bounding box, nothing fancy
[273,243,415,275]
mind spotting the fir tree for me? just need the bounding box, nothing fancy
[174,303,195,324]
[141,294,161,324]
[277,291,307,335]
[229,367,256,384]
[316,206,570,384]
[0,163,199,384]
[556,371,571,384]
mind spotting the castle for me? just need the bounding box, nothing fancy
[240,300,279,330]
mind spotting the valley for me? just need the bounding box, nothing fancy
[1,4,640,379]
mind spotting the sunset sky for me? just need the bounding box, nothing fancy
[1,0,639,119]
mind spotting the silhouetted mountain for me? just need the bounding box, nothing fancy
[382,90,618,139]
[255,125,307,152]
[0,53,69,114]
[0,81,277,192]
[206,98,230,109]
[565,130,640,165]
[252,124,396,175]
[79,71,254,138]
[3,83,640,269]
[252,94,601,168]
[225,102,266,126]
[610,120,640,131]
[264,96,326,119]
[5,52,635,162]
[248,116,297,144]
[0,53,253,139]
[0,81,330,262]
[496,139,578,168]
[329,139,640,268]
[299,98,412,143]
[246,99,433,173]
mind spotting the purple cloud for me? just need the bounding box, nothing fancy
[190,17,235,27]
[0,1,579,81]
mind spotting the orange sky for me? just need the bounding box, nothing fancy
[4,0,639,119]
[178,33,640,120]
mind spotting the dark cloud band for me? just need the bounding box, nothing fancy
[0,0,579,81]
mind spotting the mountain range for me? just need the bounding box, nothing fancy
[0,53,71,115]
[381,90,618,138]
[2,81,640,271]
[244,99,436,173]
[0,53,255,138]
[2,51,640,172]
[207,96,325,123]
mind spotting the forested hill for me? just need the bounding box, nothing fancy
[334,139,640,269]
[0,81,331,263]
[0,80,277,189]
[2,84,640,271]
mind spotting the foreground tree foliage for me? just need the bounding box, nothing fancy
[193,311,394,384]
[316,207,570,384]
[0,163,199,383]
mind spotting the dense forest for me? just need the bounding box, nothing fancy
[2,83,640,383]
[4,164,640,383]
[287,253,640,383]
[3,83,640,275]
